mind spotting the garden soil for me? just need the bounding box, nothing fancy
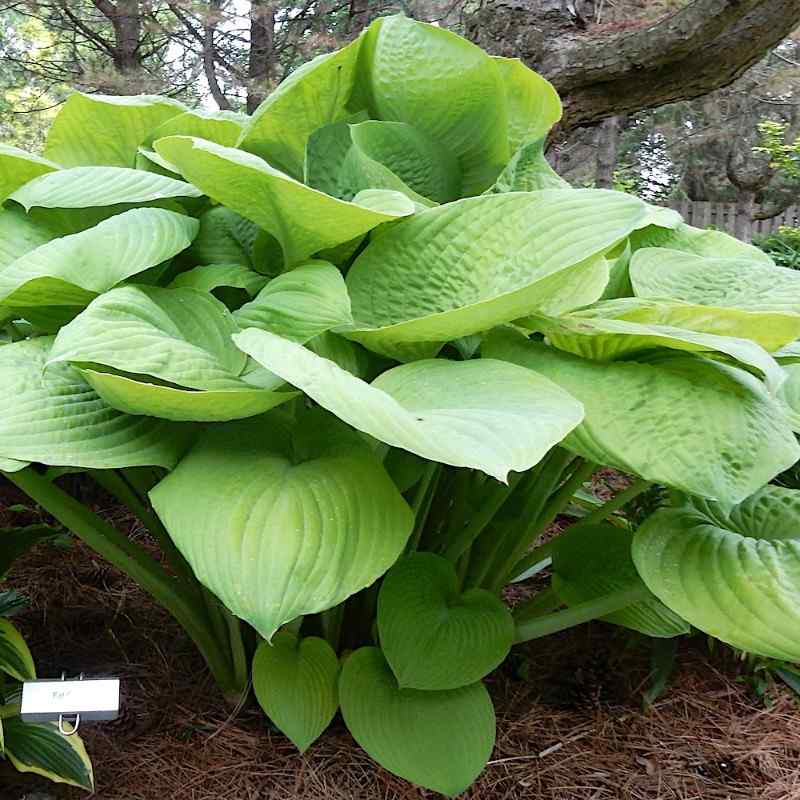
[2,479,799,800]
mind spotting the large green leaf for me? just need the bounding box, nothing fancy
[0,618,35,681]
[154,136,413,267]
[47,285,295,421]
[49,285,245,389]
[488,137,569,193]
[189,206,261,268]
[521,311,785,393]
[349,120,459,203]
[778,363,800,432]
[629,221,773,263]
[252,632,339,752]
[44,92,185,167]
[339,646,495,797]
[0,207,53,270]
[378,553,514,690]
[79,367,296,423]
[234,328,584,482]
[150,413,413,640]
[552,524,689,637]
[239,36,364,178]
[0,209,197,310]
[0,143,59,202]
[3,718,93,791]
[492,56,561,152]
[344,189,647,359]
[233,261,352,342]
[633,486,800,660]
[143,108,247,148]
[0,338,190,468]
[10,166,202,209]
[576,297,800,353]
[304,120,448,205]
[631,249,800,313]
[483,328,800,503]
[169,263,268,296]
[363,15,508,195]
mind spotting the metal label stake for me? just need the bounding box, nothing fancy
[20,673,120,736]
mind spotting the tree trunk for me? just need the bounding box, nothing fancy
[111,0,141,75]
[247,0,276,113]
[203,0,232,110]
[465,0,800,134]
[594,115,621,189]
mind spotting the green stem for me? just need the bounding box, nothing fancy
[532,459,596,538]
[502,459,596,581]
[320,604,345,651]
[580,477,653,527]
[202,587,232,657]
[513,586,650,643]
[406,463,441,553]
[224,609,249,698]
[440,473,524,563]
[484,449,574,592]
[6,467,240,694]
[91,469,197,586]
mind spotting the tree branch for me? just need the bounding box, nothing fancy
[466,0,800,133]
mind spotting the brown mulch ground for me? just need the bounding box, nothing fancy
[2,480,800,800]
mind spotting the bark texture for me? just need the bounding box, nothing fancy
[465,0,800,132]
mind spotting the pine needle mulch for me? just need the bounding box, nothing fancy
[2,482,800,800]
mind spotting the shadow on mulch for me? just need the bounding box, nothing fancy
[2,480,800,800]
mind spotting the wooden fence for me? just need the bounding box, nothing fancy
[664,200,800,242]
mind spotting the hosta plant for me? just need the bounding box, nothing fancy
[0,590,94,791]
[2,14,800,796]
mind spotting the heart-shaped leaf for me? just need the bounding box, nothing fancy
[378,553,514,689]
[339,646,495,797]
[150,412,413,640]
[633,486,800,660]
[252,632,339,752]
[234,328,584,482]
